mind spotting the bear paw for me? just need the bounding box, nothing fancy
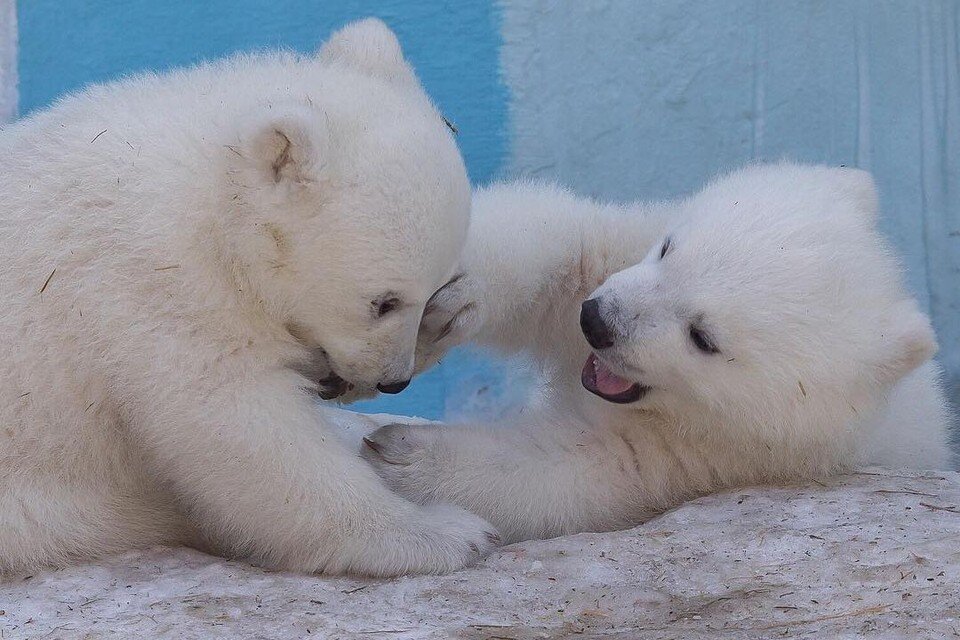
[361,423,453,505]
[415,273,486,372]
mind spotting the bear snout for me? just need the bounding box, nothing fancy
[377,379,412,394]
[580,298,616,350]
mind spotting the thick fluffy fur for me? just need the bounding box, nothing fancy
[0,19,501,576]
[363,163,954,544]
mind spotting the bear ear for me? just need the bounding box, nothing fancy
[318,18,415,85]
[834,167,879,225]
[877,300,938,383]
[241,105,329,186]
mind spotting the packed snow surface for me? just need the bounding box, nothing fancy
[2,468,958,639]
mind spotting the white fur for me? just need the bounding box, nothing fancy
[363,163,954,544]
[0,19,502,576]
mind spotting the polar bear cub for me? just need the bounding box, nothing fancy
[363,163,953,544]
[0,19,501,576]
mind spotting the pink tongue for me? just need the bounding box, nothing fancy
[589,353,635,395]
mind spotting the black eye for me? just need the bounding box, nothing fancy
[659,236,672,260]
[689,325,720,354]
[374,297,401,318]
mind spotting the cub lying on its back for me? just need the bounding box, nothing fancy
[0,19,500,576]
[363,163,954,544]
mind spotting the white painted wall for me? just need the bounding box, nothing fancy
[0,0,16,122]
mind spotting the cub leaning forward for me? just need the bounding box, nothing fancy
[364,164,953,544]
[0,19,500,576]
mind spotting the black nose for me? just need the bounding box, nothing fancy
[580,298,615,350]
[377,379,411,394]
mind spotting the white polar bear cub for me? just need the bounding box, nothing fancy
[363,163,954,544]
[0,19,501,576]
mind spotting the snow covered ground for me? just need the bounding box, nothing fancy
[2,467,958,639]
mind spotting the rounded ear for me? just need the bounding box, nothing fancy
[239,105,329,186]
[877,300,938,383]
[318,18,415,85]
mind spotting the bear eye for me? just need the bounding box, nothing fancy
[689,324,720,354]
[373,296,402,318]
[659,236,672,260]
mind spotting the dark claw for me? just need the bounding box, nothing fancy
[361,436,383,455]
[361,435,412,466]
[433,302,475,344]
[425,273,465,314]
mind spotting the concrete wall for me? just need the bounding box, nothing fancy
[0,0,15,121]
[7,0,960,417]
[501,0,960,409]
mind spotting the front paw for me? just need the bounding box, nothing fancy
[415,272,486,372]
[360,423,447,504]
[323,500,501,577]
[358,424,501,575]
[409,504,501,573]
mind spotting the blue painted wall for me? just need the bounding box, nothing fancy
[15,0,960,417]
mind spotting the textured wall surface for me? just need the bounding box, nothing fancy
[11,0,960,416]
[0,0,15,121]
[501,0,960,408]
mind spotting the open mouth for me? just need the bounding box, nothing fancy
[283,329,353,401]
[317,372,352,400]
[581,353,647,404]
